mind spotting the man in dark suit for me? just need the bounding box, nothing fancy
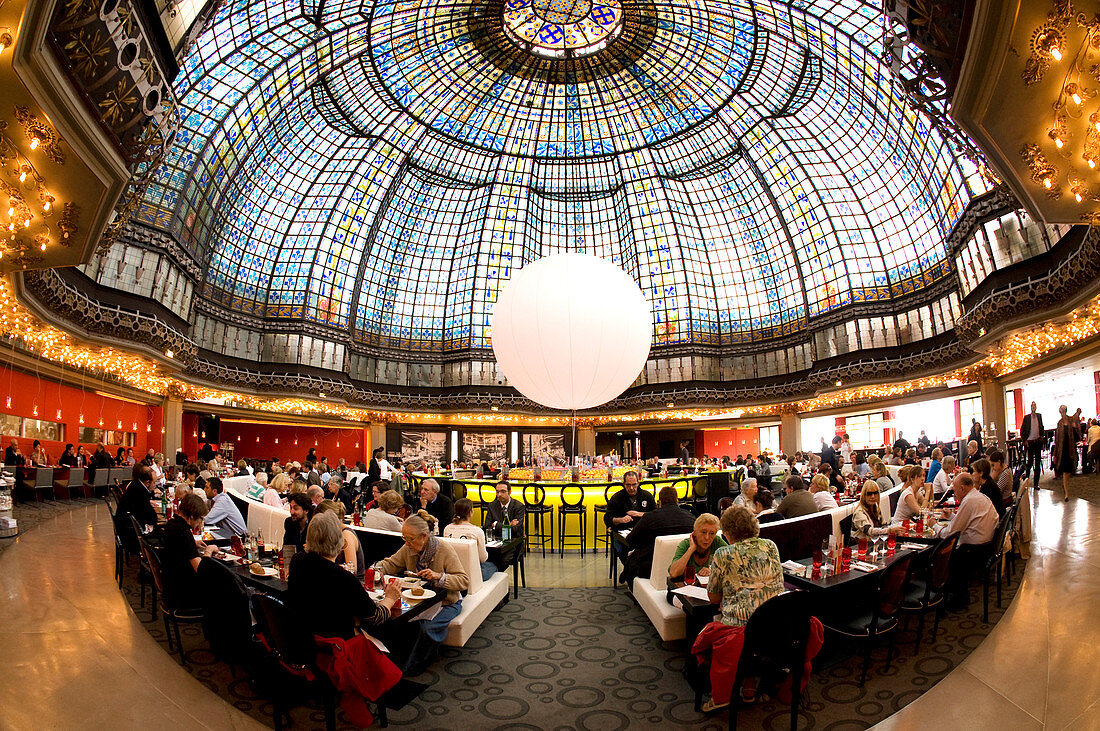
[419,478,453,531]
[1020,401,1045,487]
[3,439,24,466]
[483,481,524,537]
[893,432,911,454]
[605,471,656,567]
[820,435,841,473]
[620,486,695,585]
[119,463,158,532]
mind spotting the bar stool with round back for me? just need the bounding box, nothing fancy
[593,483,617,556]
[523,483,554,557]
[557,483,587,557]
[689,475,709,514]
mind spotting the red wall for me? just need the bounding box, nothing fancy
[183,413,368,466]
[696,428,761,459]
[0,364,162,460]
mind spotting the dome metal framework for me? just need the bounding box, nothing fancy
[138,0,989,358]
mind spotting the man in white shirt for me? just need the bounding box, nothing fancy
[938,472,998,609]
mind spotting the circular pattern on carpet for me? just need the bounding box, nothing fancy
[115,559,1023,729]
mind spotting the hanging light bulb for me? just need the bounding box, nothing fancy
[1043,177,1053,189]
[1051,46,1063,61]
[32,404,37,416]
[4,396,10,408]
[29,137,39,150]
[56,409,61,420]
[79,413,84,424]
[146,424,151,432]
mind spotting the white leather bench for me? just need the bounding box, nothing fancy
[225,479,508,647]
[632,534,690,642]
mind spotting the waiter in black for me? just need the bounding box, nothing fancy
[1020,402,1045,487]
[605,471,655,566]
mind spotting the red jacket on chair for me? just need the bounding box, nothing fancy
[314,634,402,727]
[691,616,824,705]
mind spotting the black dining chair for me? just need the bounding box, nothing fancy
[522,483,553,558]
[823,552,914,686]
[690,591,814,731]
[128,514,157,617]
[105,494,125,586]
[900,533,958,653]
[982,504,1015,623]
[557,484,587,557]
[251,594,347,731]
[140,533,205,668]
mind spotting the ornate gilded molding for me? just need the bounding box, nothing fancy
[21,267,195,362]
[955,224,1100,342]
[47,0,181,254]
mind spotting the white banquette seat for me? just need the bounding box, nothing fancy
[631,485,900,642]
[224,476,508,647]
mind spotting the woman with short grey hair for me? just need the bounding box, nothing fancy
[378,513,469,646]
[288,511,406,658]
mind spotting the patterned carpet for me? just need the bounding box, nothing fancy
[117,549,1023,729]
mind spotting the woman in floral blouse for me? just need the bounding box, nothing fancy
[695,505,784,710]
[707,505,784,627]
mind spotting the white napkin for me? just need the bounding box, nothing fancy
[851,561,880,572]
[671,585,711,601]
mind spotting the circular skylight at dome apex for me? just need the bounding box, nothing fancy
[503,0,625,58]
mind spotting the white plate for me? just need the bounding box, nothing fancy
[402,588,435,601]
[247,567,279,578]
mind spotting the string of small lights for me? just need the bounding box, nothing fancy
[3,274,1100,427]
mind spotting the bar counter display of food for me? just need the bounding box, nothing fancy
[409,471,729,551]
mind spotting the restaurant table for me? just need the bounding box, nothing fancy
[782,547,926,593]
[487,535,524,598]
[667,585,720,645]
[228,557,446,623]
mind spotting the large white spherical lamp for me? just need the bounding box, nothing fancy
[491,253,651,410]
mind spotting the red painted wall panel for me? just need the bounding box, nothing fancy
[695,428,760,459]
[0,364,161,460]
[183,414,368,467]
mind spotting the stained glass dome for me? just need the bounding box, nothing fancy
[138,0,988,357]
[503,0,624,58]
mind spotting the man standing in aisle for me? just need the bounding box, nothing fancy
[820,435,842,473]
[1020,401,1045,487]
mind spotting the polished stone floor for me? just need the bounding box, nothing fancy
[0,501,264,730]
[876,483,1100,730]
[1,484,1097,729]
